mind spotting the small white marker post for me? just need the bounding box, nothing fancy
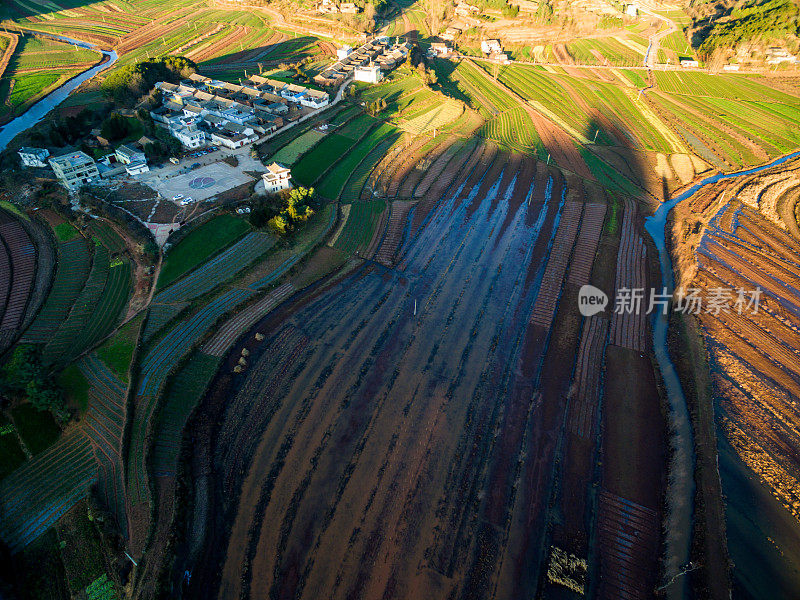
[125,552,138,567]
[414,299,417,316]
[593,129,599,143]
[546,153,550,165]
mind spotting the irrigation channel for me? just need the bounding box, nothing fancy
[0,33,117,151]
[644,149,800,600]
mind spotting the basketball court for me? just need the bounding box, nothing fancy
[150,162,255,202]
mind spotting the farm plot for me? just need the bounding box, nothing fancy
[565,37,644,66]
[399,99,463,134]
[127,288,256,508]
[653,70,800,103]
[78,352,128,533]
[41,246,110,366]
[609,197,647,351]
[0,35,100,120]
[270,129,327,164]
[0,212,36,346]
[18,216,56,333]
[332,200,386,256]
[157,214,251,290]
[191,150,594,600]
[151,352,221,477]
[291,133,361,188]
[0,429,96,553]
[479,106,543,156]
[21,237,92,344]
[154,232,275,305]
[567,203,607,287]
[339,136,401,203]
[530,199,583,330]
[203,282,295,356]
[316,123,400,200]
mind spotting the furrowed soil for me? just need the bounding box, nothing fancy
[176,147,663,600]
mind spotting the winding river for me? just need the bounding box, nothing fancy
[0,33,117,152]
[644,149,800,599]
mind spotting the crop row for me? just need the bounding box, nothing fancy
[333,200,387,256]
[530,200,583,330]
[68,258,131,358]
[453,61,518,115]
[154,231,275,305]
[609,197,647,351]
[79,352,128,534]
[318,123,400,200]
[566,37,644,66]
[151,352,221,476]
[21,237,92,343]
[88,219,127,254]
[0,430,96,552]
[479,107,542,155]
[204,282,295,356]
[41,246,111,366]
[0,215,35,337]
[127,288,256,505]
[339,137,400,203]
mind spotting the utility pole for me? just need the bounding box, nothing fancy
[593,129,598,143]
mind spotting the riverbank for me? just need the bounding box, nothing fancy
[0,33,118,151]
[655,150,800,599]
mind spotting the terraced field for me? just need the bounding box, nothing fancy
[671,160,800,598]
[171,147,664,600]
[0,34,102,120]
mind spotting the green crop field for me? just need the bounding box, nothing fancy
[150,352,221,474]
[339,136,401,203]
[22,238,93,344]
[96,313,144,383]
[479,106,544,156]
[486,63,675,152]
[157,214,251,290]
[653,70,799,103]
[317,123,399,200]
[566,37,644,66]
[333,200,386,255]
[270,129,327,164]
[292,133,361,187]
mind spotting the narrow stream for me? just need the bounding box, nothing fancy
[644,150,800,599]
[0,33,117,151]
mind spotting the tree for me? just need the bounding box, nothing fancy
[101,114,131,141]
[0,346,65,416]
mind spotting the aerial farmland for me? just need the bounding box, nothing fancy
[0,0,799,599]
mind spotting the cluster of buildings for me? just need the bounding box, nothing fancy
[317,0,360,13]
[481,39,509,62]
[19,144,151,191]
[315,37,410,86]
[151,73,329,150]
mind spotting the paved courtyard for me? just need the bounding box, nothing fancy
[147,162,255,202]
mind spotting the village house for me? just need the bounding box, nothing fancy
[481,39,503,55]
[337,45,353,60]
[340,2,359,13]
[18,147,50,168]
[115,144,146,165]
[354,64,383,83]
[263,162,292,193]
[49,151,100,191]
